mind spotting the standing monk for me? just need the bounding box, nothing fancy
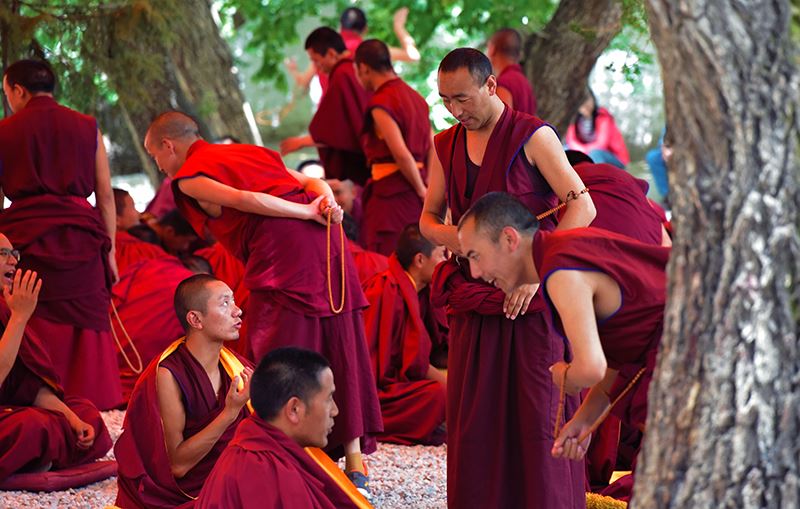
[419,48,595,509]
[145,111,382,495]
[355,39,433,256]
[0,59,122,410]
[281,28,372,186]
[487,28,537,115]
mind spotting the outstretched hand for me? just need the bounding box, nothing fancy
[3,270,42,322]
[225,366,253,415]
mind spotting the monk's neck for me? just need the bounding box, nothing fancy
[405,268,426,292]
[493,59,514,75]
[476,97,506,135]
[371,73,397,91]
[184,335,224,374]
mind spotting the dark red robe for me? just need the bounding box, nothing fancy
[115,340,251,509]
[112,257,193,402]
[497,63,537,115]
[195,242,250,314]
[115,230,171,273]
[360,78,430,255]
[0,299,112,482]
[308,57,371,185]
[532,227,669,501]
[431,106,584,509]
[349,240,389,285]
[362,255,446,445]
[173,140,382,457]
[196,415,363,509]
[0,95,121,410]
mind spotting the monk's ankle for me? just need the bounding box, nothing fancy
[344,453,365,474]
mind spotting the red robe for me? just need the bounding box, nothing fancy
[360,78,430,255]
[0,95,121,410]
[532,228,669,501]
[362,255,446,445]
[112,257,193,402]
[497,63,537,115]
[115,340,252,509]
[173,140,382,457]
[195,242,250,314]
[115,230,170,273]
[349,240,389,285]
[308,57,371,185]
[565,107,630,166]
[196,415,364,509]
[0,299,112,481]
[431,106,584,509]
[145,176,177,219]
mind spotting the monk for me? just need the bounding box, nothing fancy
[487,28,537,115]
[197,347,373,509]
[113,188,171,272]
[419,48,595,509]
[362,224,447,445]
[145,111,382,495]
[457,191,669,503]
[194,242,250,319]
[115,274,252,509]
[112,257,194,402]
[0,234,111,482]
[280,28,372,185]
[0,59,121,410]
[355,39,432,256]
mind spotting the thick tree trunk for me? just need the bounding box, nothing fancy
[523,0,622,134]
[633,2,800,508]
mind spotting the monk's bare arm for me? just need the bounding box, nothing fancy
[495,86,514,109]
[157,367,241,478]
[525,128,596,230]
[389,8,420,62]
[372,108,427,198]
[419,153,461,254]
[95,129,118,283]
[0,270,41,385]
[177,176,318,222]
[279,134,316,156]
[34,386,96,448]
[426,364,447,388]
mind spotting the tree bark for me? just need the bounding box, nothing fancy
[633,2,800,508]
[523,0,622,134]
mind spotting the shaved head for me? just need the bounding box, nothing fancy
[146,111,200,143]
[489,28,523,60]
[174,274,218,331]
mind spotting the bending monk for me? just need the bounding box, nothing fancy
[362,224,447,445]
[419,48,594,509]
[457,192,669,501]
[0,234,111,481]
[114,274,252,508]
[197,347,372,509]
[0,59,121,409]
[145,111,382,495]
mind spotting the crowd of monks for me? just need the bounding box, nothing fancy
[0,6,674,508]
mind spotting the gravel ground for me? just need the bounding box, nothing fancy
[0,410,447,509]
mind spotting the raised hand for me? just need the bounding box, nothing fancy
[225,366,253,415]
[3,270,42,322]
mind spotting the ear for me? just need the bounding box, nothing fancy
[413,252,426,268]
[186,310,203,330]
[501,226,521,251]
[485,75,498,96]
[284,396,304,425]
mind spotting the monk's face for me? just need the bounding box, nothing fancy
[195,280,243,342]
[419,245,448,286]
[296,367,338,448]
[0,234,20,290]
[438,67,497,130]
[458,218,523,293]
[144,132,184,177]
[307,48,339,75]
[117,193,140,231]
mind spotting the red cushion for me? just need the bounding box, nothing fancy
[0,460,117,492]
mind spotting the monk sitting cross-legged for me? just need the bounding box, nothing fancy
[0,233,112,483]
[362,224,447,445]
[114,274,253,509]
[197,347,372,509]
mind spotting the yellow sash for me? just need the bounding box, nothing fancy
[371,161,423,181]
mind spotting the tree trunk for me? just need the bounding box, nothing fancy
[523,0,622,134]
[632,2,800,508]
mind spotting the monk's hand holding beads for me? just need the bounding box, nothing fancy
[551,416,592,461]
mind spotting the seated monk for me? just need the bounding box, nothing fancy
[196,347,371,509]
[342,213,389,286]
[362,224,447,445]
[113,188,170,273]
[114,274,253,509]
[0,234,111,481]
[457,192,669,502]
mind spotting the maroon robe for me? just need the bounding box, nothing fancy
[497,63,537,115]
[360,78,430,255]
[112,257,193,402]
[116,230,171,273]
[0,95,121,410]
[362,255,446,445]
[349,240,389,285]
[431,106,584,509]
[532,227,669,501]
[418,285,449,368]
[115,340,251,509]
[173,140,382,457]
[0,299,112,481]
[196,415,361,509]
[308,57,371,185]
[145,176,177,220]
